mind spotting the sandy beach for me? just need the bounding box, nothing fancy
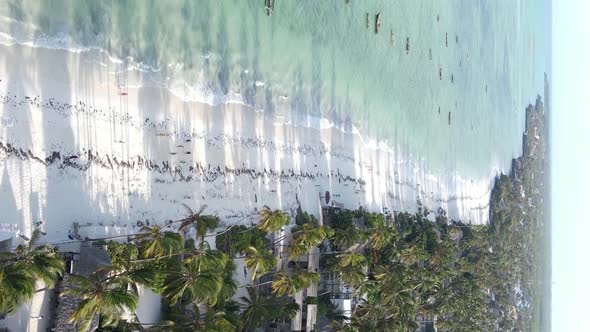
[0,42,492,243]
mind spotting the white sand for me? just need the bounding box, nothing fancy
[0,43,492,244]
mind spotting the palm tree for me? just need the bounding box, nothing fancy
[354,300,418,332]
[239,286,271,331]
[290,224,332,253]
[333,226,369,249]
[429,238,457,271]
[269,299,300,325]
[135,225,183,258]
[370,226,398,250]
[104,241,176,299]
[281,224,333,261]
[285,243,308,261]
[214,259,238,306]
[336,250,368,290]
[323,305,350,329]
[64,271,138,332]
[399,244,429,266]
[178,204,220,248]
[214,299,241,331]
[10,229,65,286]
[257,206,289,233]
[200,310,237,332]
[270,272,299,297]
[0,229,65,314]
[329,319,359,332]
[163,250,227,306]
[373,266,416,317]
[271,270,319,296]
[352,301,389,330]
[242,246,276,282]
[238,285,299,331]
[154,303,236,332]
[0,262,37,314]
[338,251,366,269]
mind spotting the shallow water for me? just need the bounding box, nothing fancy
[0,0,547,190]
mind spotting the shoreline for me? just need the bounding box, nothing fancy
[0,42,494,243]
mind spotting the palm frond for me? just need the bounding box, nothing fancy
[181,203,195,216]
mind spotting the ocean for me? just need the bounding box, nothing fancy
[0,0,547,227]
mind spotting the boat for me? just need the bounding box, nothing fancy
[265,0,274,16]
[375,12,381,34]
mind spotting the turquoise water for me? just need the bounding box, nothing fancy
[0,0,547,179]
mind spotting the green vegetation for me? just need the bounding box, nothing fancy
[0,229,65,315]
[487,96,548,331]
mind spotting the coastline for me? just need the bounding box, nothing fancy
[486,89,548,330]
[0,42,494,243]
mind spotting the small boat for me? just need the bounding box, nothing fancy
[391,30,395,47]
[405,37,410,54]
[448,112,451,125]
[445,32,448,47]
[265,0,274,16]
[366,12,369,29]
[375,12,381,34]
